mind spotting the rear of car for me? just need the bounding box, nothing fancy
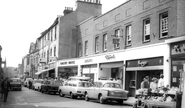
[10,78,22,91]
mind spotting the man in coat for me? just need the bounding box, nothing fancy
[1,77,11,102]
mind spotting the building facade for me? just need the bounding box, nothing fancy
[23,0,185,100]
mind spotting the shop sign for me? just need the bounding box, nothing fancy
[105,54,115,60]
[171,41,185,55]
[84,59,93,63]
[60,61,75,65]
[43,65,49,70]
[138,60,148,67]
[126,57,163,67]
[49,63,55,68]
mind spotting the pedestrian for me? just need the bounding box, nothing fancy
[158,74,164,89]
[140,77,150,89]
[28,79,32,89]
[150,77,158,92]
[1,77,11,102]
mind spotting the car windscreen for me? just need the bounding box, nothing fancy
[10,79,21,82]
[78,82,92,87]
[102,83,121,88]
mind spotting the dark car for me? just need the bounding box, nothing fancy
[41,80,61,94]
[10,78,22,91]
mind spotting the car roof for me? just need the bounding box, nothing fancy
[10,78,20,80]
[69,76,90,80]
[95,80,118,84]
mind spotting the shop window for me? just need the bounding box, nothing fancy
[143,18,150,42]
[160,12,168,38]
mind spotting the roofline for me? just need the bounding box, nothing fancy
[94,0,131,20]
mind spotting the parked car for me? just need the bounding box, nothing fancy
[58,79,92,99]
[41,80,61,94]
[9,78,22,91]
[33,79,44,91]
[32,79,38,90]
[84,80,129,104]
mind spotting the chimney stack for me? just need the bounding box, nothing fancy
[63,7,73,15]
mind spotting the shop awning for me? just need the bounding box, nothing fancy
[35,68,55,75]
[100,62,123,68]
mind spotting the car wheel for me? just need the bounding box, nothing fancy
[47,90,50,94]
[117,100,123,105]
[85,93,89,101]
[70,93,74,99]
[99,95,105,104]
[59,90,64,97]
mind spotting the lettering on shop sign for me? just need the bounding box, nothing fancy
[60,62,67,65]
[68,61,75,64]
[138,60,148,67]
[84,59,93,63]
[105,54,115,60]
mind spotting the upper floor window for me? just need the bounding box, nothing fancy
[114,29,120,49]
[85,41,88,56]
[50,48,52,56]
[48,33,50,41]
[126,25,132,46]
[55,26,57,40]
[95,36,99,53]
[103,33,107,51]
[51,30,53,41]
[160,12,168,38]
[54,46,56,56]
[78,43,82,57]
[143,18,150,42]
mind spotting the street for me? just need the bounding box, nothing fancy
[0,86,132,108]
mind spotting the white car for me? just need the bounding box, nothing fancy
[33,79,44,91]
[84,80,128,104]
[58,76,92,98]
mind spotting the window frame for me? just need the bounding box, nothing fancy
[159,12,168,39]
[114,29,121,49]
[85,41,88,56]
[103,33,107,52]
[78,43,82,57]
[143,18,150,42]
[95,36,99,53]
[125,25,132,46]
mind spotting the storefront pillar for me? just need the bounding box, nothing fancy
[55,63,58,78]
[163,44,171,87]
[123,62,126,90]
[77,65,82,76]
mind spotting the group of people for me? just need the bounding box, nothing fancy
[0,77,11,102]
[141,74,164,92]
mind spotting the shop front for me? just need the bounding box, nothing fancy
[125,57,164,97]
[169,40,185,108]
[99,61,124,81]
[35,62,56,79]
[57,60,78,79]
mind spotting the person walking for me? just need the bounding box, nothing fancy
[1,77,11,102]
[158,74,164,89]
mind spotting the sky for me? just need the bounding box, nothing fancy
[0,0,127,67]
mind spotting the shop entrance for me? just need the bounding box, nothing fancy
[111,68,119,79]
[125,70,163,97]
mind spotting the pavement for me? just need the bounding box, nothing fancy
[123,97,136,106]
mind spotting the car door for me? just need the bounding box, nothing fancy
[93,82,102,99]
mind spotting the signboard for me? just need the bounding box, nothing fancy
[59,61,75,66]
[105,54,115,60]
[39,58,47,63]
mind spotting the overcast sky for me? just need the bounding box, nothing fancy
[0,0,127,67]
